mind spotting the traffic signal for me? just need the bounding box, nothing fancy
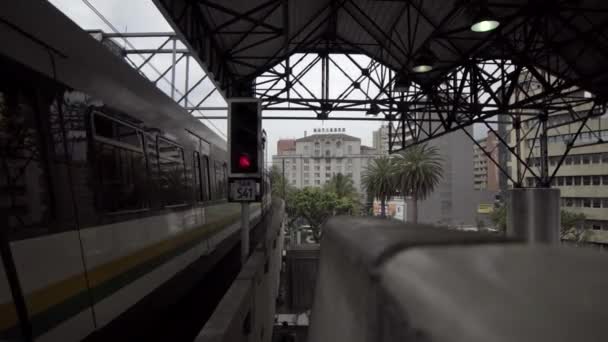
[229,99,261,177]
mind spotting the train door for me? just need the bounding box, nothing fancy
[193,151,206,202]
[201,155,211,201]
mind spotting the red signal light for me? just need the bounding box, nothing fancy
[238,154,251,170]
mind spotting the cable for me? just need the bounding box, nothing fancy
[80,0,227,138]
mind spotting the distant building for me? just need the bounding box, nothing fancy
[372,124,390,155]
[272,129,382,195]
[411,125,476,227]
[277,139,296,155]
[473,131,500,192]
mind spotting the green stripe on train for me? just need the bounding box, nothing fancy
[0,208,246,339]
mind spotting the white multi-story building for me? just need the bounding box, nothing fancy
[272,128,382,195]
[372,124,390,155]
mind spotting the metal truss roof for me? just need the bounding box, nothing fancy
[153,0,608,99]
[151,0,608,187]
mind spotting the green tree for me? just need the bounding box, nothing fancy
[324,173,357,199]
[490,208,587,242]
[361,156,396,217]
[490,205,507,233]
[290,187,354,241]
[269,165,293,199]
[561,210,587,243]
[393,144,443,223]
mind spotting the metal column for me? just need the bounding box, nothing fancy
[506,188,561,243]
[170,38,177,99]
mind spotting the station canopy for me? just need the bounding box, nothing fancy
[153,0,608,98]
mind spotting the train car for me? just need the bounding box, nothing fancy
[0,1,270,341]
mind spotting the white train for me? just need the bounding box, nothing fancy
[0,1,270,340]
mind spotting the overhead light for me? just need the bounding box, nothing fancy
[366,103,380,116]
[470,8,500,33]
[393,73,411,92]
[412,45,436,73]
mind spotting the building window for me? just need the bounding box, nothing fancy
[574,176,581,186]
[315,166,320,171]
[315,173,320,177]
[582,155,590,164]
[593,176,601,185]
[304,179,310,185]
[325,173,331,178]
[602,153,608,163]
[592,154,601,164]
[572,155,581,164]
[573,198,581,207]
[325,150,331,157]
[304,158,310,164]
[565,156,572,165]
[603,175,608,185]
[347,145,353,154]
[565,198,573,207]
[315,180,321,185]
[303,166,310,171]
[347,172,353,178]
[593,199,601,208]
[325,166,331,171]
[583,176,591,185]
[565,176,572,186]
[557,176,564,186]
[583,198,591,207]
[602,199,608,208]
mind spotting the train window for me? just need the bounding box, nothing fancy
[157,137,187,206]
[91,112,148,212]
[1,86,55,237]
[93,112,142,149]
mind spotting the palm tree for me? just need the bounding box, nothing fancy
[325,173,357,199]
[361,156,395,217]
[393,144,443,223]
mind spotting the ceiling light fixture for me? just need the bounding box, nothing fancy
[470,7,500,33]
[412,45,436,73]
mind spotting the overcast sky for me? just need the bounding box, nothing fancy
[48,0,485,160]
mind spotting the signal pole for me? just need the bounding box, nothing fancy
[241,202,250,265]
[227,98,262,266]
